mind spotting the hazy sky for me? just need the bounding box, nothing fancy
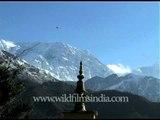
[0,2,159,69]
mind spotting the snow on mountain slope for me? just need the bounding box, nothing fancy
[17,42,113,81]
[0,39,20,53]
[132,62,159,79]
[0,39,113,81]
[107,74,160,102]
[0,49,58,84]
[85,73,160,102]
[106,62,159,79]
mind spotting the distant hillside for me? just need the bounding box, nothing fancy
[87,90,160,119]
[85,74,160,102]
[21,80,160,119]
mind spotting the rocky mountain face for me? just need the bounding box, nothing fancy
[85,73,160,102]
[0,49,58,84]
[0,39,113,81]
[133,62,159,79]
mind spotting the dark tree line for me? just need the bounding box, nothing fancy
[0,54,33,119]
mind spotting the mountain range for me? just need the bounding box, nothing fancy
[0,39,159,81]
[0,39,113,81]
[0,42,160,118]
[132,62,159,79]
[0,39,159,102]
[85,74,160,102]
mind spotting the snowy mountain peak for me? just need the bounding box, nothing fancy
[0,39,17,48]
[1,39,16,47]
[1,39,159,81]
[0,39,20,53]
[132,62,159,79]
[0,39,113,81]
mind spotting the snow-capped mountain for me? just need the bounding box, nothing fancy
[0,49,58,84]
[133,62,159,79]
[0,39,113,81]
[1,39,159,102]
[0,39,20,53]
[85,73,160,102]
[106,62,159,79]
[1,49,160,119]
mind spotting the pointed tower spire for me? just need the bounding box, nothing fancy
[79,61,83,75]
[74,61,86,112]
[63,61,98,119]
[77,61,84,80]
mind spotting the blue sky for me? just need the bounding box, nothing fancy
[0,2,159,69]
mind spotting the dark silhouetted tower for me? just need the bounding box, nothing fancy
[63,61,98,119]
[74,61,86,112]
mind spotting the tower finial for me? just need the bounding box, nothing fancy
[79,61,83,75]
[77,61,84,80]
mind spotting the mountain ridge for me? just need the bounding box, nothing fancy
[85,73,160,102]
[0,39,113,81]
